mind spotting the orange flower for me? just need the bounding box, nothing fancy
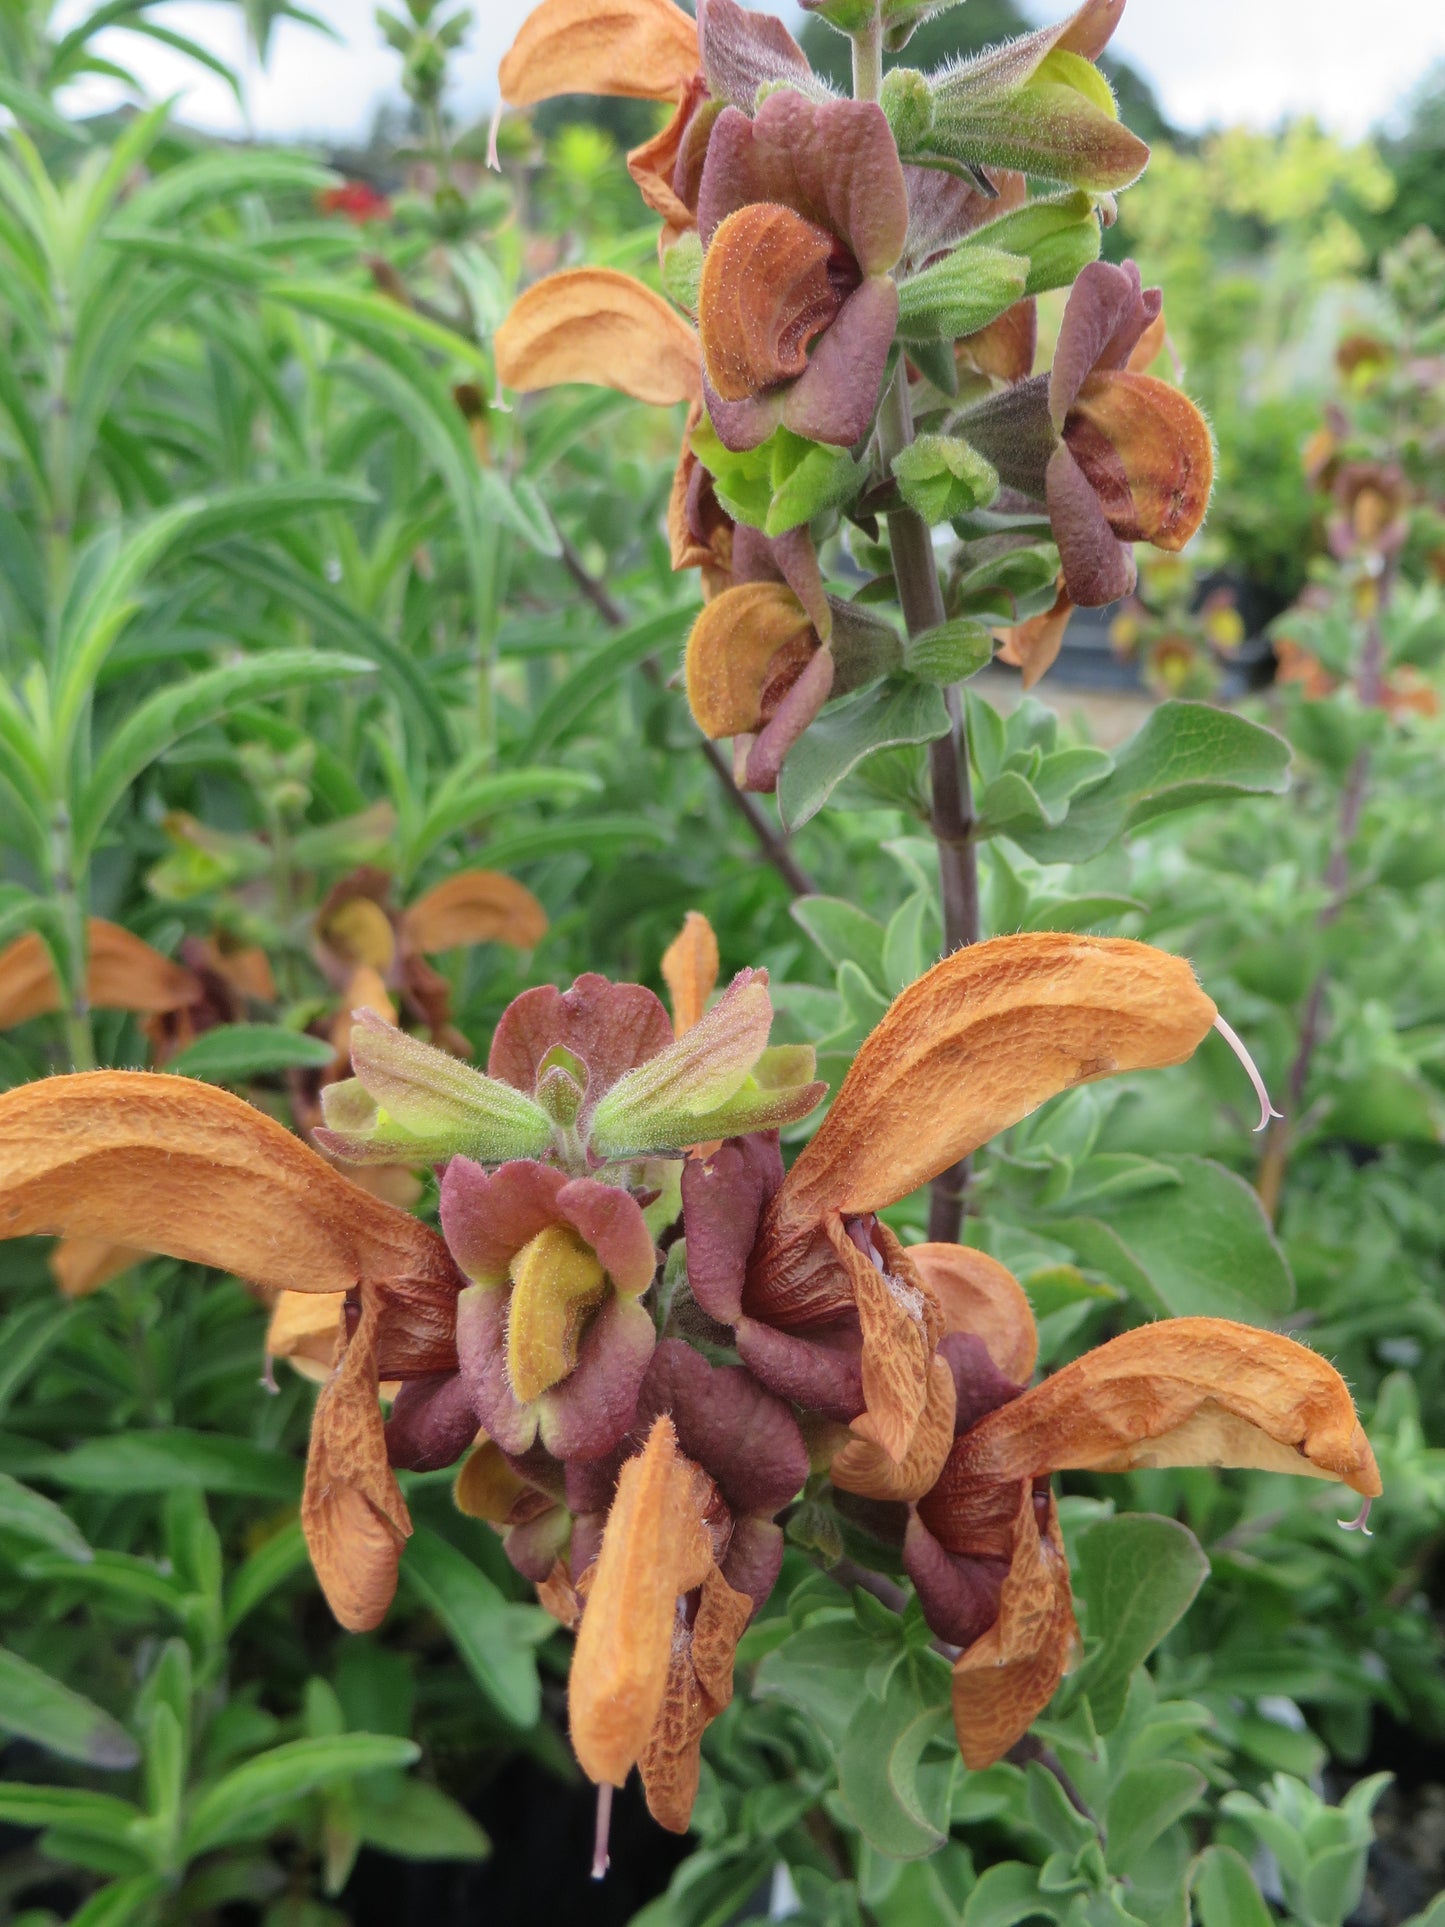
[494,268,702,410]
[897,1256,1379,1767]
[661,910,720,1038]
[569,1414,752,1832]
[314,864,546,1057]
[682,934,1220,1496]
[0,1073,466,1631]
[963,262,1213,614]
[0,919,199,1033]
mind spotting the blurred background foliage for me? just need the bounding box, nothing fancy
[0,0,1444,1922]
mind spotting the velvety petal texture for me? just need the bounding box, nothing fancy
[0,1072,462,1299]
[499,0,699,106]
[696,0,818,113]
[695,91,907,451]
[495,269,702,407]
[661,912,720,1038]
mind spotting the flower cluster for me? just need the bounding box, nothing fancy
[0,923,1378,1843]
[490,0,1215,782]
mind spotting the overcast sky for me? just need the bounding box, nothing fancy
[51,0,1445,146]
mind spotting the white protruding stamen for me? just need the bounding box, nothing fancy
[1339,1496,1374,1537]
[592,1781,614,1880]
[487,103,503,172]
[259,1357,278,1395]
[1212,1013,1284,1133]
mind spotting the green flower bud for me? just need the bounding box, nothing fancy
[881,66,933,155]
[892,433,999,525]
[961,191,1102,296]
[316,1011,552,1165]
[588,971,824,1160]
[897,244,1029,344]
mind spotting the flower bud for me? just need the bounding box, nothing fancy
[959,190,1102,297]
[897,244,1029,344]
[893,433,1000,525]
[589,971,824,1159]
[881,66,933,153]
[316,1009,552,1165]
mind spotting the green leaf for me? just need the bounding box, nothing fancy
[521,609,689,755]
[790,897,888,990]
[76,650,374,857]
[0,1647,139,1768]
[184,1734,420,1856]
[0,1300,80,1418]
[267,280,490,375]
[1188,1845,1273,1927]
[903,616,994,685]
[1104,1761,1206,1872]
[896,245,1028,343]
[164,1025,336,1084]
[753,1611,883,1749]
[354,1773,491,1861]
[836,1660,955,1859]
[224,1519,311,1633]
[778,678,951,831]
[1049,1154,1294,1321]
[0,1784,140,1835]
[1010,702,1291,864]
[401,1527,548,1729]
[0,75,88,143]
[43,1429,301,1502]
[961,1860,1059,1927]
[1072,1515,1210,1731]
[0,1472,91,1561]
[66,1877,169,1927]
[475,815,667,870]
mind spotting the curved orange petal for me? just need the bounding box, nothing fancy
[49,1236,144,1299]
[0,920,198,1028]
[661,911,720,1038]
[684,582,816,738]
[951,1316,1381,1497]
[401,871,547,954]
[910,1243,1038,1384]
[996,583,1074,691]
[266,1289,345,1376]
[830,1351,957,1503]
[699,203,857,403]
[1067,371,1214,551]
[639,1560,751,1832]
[301,1292,411,1631]
[0,931,63,1028]
[495,269,702,408]
[87,921,201,1015]
[950,1484,1075,1768]
[499,0,698,107]
[0,1072,460,1300]
[569,1414,713,1788]
[775,934,1217,1223]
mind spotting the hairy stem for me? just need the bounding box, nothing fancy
[854,13,979,1239]
[878,354,980,1243]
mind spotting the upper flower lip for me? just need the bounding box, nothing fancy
[498,0,700,108]
[695,91,908,452]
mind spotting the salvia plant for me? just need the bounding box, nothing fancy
[0,1,1441,1924]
